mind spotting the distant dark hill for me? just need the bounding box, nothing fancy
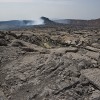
[0,20,33,26]
[0,20,34,30]
[53,19,70,24]
[67,18,100,27]
[0,17,100,30]
[0,17,56,30]
[53,18,100,27]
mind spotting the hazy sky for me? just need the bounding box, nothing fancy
[0,0,100,21]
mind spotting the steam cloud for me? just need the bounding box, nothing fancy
[33,18,44,25]
[26,18,44,26]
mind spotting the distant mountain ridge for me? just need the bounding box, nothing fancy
[0,17,56,30]
[0,20,34,30]
[0,17,100,30]
[53,18,100,27]
[0,20,33,25]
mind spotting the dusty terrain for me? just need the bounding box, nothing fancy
[0,25,100,100]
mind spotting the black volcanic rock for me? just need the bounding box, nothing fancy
[41,16,55,25]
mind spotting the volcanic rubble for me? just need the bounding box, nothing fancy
[0,27,100,100]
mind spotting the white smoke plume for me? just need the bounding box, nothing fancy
[33,18,44,25]
[26,18,44,26]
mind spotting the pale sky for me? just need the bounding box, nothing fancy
[0,0,100,21]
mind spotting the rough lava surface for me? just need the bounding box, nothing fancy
[0,24,100,100]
